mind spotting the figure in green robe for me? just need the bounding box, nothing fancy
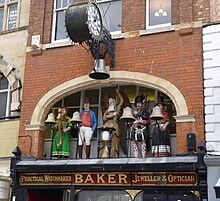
[52,107,72,158]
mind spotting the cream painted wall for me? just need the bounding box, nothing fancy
[19,0,30,27]
[0,0,30,95]
[0,30,28,88]
[0,120,19,158]
[211,0,220,22]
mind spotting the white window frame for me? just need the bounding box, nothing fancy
[0,75,11,118]
[97,0,122,35]
[0,0,18,32]
[52,0,73,43]
[146,0,171,29]
[51,0,122,43]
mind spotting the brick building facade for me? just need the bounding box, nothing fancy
[10,0,212,200]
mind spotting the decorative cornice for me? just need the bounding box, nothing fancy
[174,115,195,123]
[25,124,46,132]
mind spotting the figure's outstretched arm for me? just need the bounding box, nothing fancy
[116,89,124,112]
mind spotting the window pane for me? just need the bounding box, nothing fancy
[76,190,131,201]
[7,4,17,30]
[0,75,9,90]
[85,89,99,105]
[55,10,67,40]
[149,0,171,26]
[56,0,61,9]
[9,0,17,2]
[54,0,73,41]
[0,9,3,31]
[120,85,136,104]
[0,92,7,117]
[64,92,80,107]
[98,0,122,32]
[62,0,68,8]
[0,0,5,5]
[101,87,116,101]
[140,87,155,101]
[53,100,62,107]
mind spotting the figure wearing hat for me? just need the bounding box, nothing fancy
[101,88,124,158]
[151,96,171,157]
[78,97,97,159]
[131,95,150,158]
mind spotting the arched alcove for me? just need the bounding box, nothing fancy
[29,71,189,127]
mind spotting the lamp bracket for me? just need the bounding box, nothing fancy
[87,27,115,67]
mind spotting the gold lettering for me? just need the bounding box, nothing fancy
[108,174,116,184]
[132,175,138,183]
[162,175,167,182]
[21,176,26,183]
[97,174,105,183]
[75,174,84,183]
[44,175,49,183]
[168,175,173,183]
[84,174,94,183]
[119,174,128,184]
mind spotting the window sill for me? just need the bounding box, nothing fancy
[140,25,175,36]
[0,116,20,122]
[43,26,175,50]
[0,26,28,35]
[45,40,74,49]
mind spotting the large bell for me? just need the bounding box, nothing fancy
[89,59,110,80]
[71,111,82,123]
[150,106,164,120]
[45,113,56,124]
[120,107,135,122]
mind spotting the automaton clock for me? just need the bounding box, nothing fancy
[65,2,103,43]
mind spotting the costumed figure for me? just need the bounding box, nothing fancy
[101,89,124,158]
[78,97,97,159]
[52,107,73,158]
[151,100,171,157]
[131,95,150,158]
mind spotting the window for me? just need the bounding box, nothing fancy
[52,0,74,42]
[0,0,18,32]
[0,73,10,118]
[52,0,122,42]
[146,0,171,28]
[97,0,122,34]
[75,190,131,201]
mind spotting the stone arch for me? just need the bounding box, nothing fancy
[29,71,192,129]
[0,59,21,113]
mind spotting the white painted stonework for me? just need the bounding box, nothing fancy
[203,24,220,201]
[203,24,220,153]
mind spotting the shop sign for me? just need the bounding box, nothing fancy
[19,172,197,186]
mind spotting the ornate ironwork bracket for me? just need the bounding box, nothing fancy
[87,27,115,67]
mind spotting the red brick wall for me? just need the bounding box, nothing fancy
[28,0,210,45]
[122,0,146,32]
[19,0,207,157]
[210,0,220,22]
[18,130,45,158]
[19,28,204,156]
